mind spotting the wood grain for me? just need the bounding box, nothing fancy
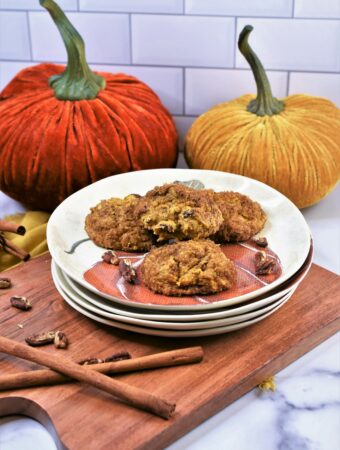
[0,253,339,450]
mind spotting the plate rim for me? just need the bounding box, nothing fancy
[52,263,295,338]
[47,168,312,311]
[52,260,296,331]
[59,242,312,322]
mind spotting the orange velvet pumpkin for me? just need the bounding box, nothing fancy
[0,0,178,211]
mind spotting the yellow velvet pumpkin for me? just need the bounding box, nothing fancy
[185,25,340,208]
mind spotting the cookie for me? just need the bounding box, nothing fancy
[141,240,236,296]
[85,194,153,252]
[136,183,223,242]
[213,192,266,242]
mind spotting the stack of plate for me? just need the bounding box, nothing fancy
[47,169,312,338]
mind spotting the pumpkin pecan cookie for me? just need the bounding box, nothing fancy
[213,192,266,242]
[85,194,153,252]
[141,240,236,296]
[136,183,223,242]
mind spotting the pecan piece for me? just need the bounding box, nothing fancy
[10,295,32,311]
[79,357,104,365]
[0,277,12,289]
[104,351,131,362]
[183,210,194,218]
[102,250,119,265]
[54,330,68,349]
[157,222,175,233]
[255,251,276,275]
[79,351,131,365]
[253,237,268,248]
[25,331,55,347]
[119,259,137,284]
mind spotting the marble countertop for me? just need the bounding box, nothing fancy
[0,169,339,450]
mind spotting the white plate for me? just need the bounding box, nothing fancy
[58,241,312,322]
[47,169,311,311]
[53,272,295,338]
[52,260,296,331]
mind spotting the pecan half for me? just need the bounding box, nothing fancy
[104,351,131,362]
[253,237,268,248]
[255,251,276,275]
[54,330,68,349]
[79,351,131,365]
[79,357,104,365]
[102,250,119,265]
[119,259,137,284]
[10,295,32,311]
[0,277,12,289]
[25,331,55,347]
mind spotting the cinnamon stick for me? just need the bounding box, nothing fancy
[0,335,175,419]
[0,220,26,235]
[0,347,204,390]
[0,236,30,261]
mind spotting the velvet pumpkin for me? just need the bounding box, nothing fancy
[185,26,340,208]
[0,0,178,211]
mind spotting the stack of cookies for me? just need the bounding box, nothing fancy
[85,183,267,297]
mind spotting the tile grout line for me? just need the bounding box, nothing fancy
[1,9,340,19]
[287,71,291,96]
[182,67,186,115]
[128,13,133,64]
[233,16,237,68]
[291,0,296,18]
[0,59,338,75]
[26,11,33,61]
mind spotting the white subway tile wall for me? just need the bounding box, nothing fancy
[185,0,293,17]
[29,12,130,63]
[289,72,340,106]
[0,12,30,60]
[80,0,184,14]
[185,69,288,115]
[0,0,78,10]
[132,15,235,67]
[0,1,339,149]
[294,0,340,19]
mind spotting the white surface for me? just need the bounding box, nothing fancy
[236,18,340,72]
[29,12,130,64]
[185,0,293,17]
[185,68,287,115]
[289,72,340,107]
[80,0,184,13]
[0,180,339,448]
[0,12,30,60]
[131,15,235,67]
[47,169,311,311]
[294,0,340,18]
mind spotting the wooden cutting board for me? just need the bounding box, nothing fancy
[0,253,339,450]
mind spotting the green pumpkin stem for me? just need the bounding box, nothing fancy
[40,0,105,100]
[238,25,284,116]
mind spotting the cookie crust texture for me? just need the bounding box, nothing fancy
[85,194,153,252]
[141,240,236,296]
[214,192,266,242]
[136,183,223,242]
